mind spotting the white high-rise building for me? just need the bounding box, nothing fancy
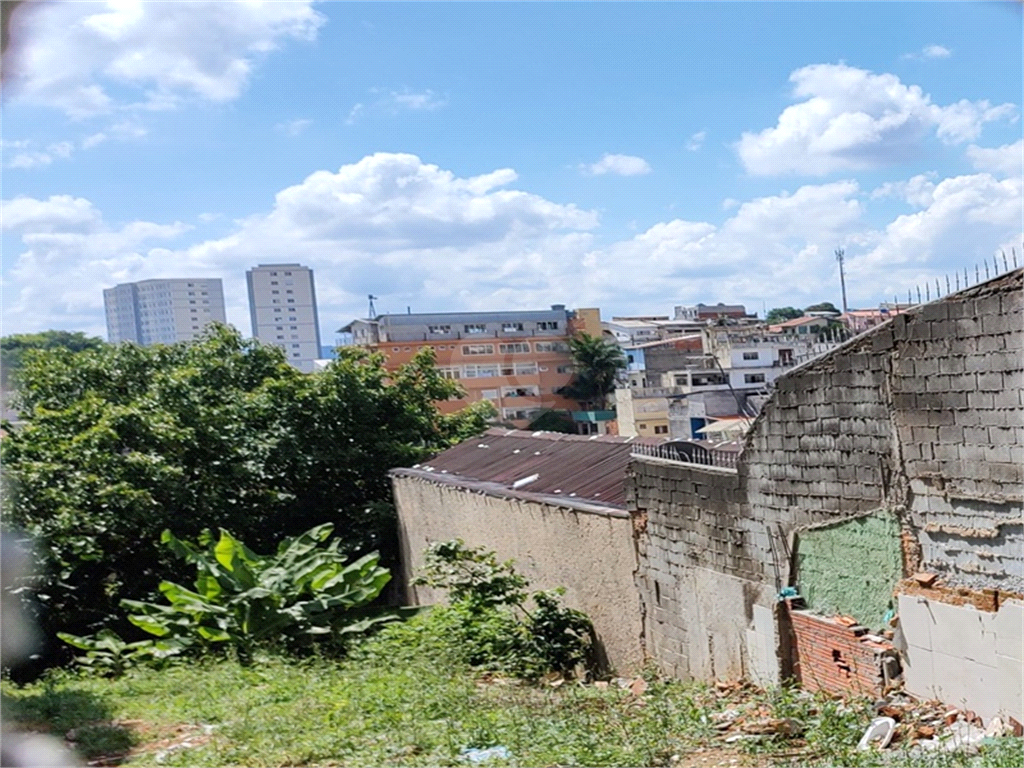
[103,278,227,345]
[246,263,322,372]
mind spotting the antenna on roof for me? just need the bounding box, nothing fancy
[835,247,849,314]
[368,295,379,319]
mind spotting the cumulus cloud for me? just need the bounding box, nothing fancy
[82,121,148,148]
[5,155,1019,338]
[582,154,652,176]
[737,64,1016,176]
[686,131,706,151]
[966,140,1023,178]
[7,0,325,118]
[1,195,192,333]
[344,90,447,124]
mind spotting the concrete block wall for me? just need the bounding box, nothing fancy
[626,456,780,685]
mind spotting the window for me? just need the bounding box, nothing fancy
[654,425,668,435]
[290,325,297,330]
[537,321,559,330]
[277,335,285,340]
[464,364,499,378]
[502,408,540,421]
[286,289,293,294]
[502,385,539,398]
[288,316,297,321]
[293,352,300,357]
[514,362,538,375]
[464,323,487,334]
[438,367,461,379]
[557,365,573,374]
[276,326,284,331]
[291,343,300,348]
[273,299,280,304]
[535,341,570,353]
[189,300,196,304]
[674,375,688,386]
[691,373,728,386]
[187,283,194,287]
[743,351,759,360]
[271,281,278,285]
[291,334,299,339]
[481,389,499,400]
[392,347,400,352]
[188,291,195,296]
[428,324,451,334]
[502,322,524,332]
[798,326,808,334]
[284,271,292,276]
[498,343,530,354]
[287,299,295,303]
[462,344,494,355]
[403,347,411,351]
[744,373,766,384]
[201,292,208,296]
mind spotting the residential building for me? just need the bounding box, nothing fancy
[341,306,595,427]
[246,263,322,373]
[841,305,908,334]
[103,278,227,345]
[674,303,750,322]
[768,315,832,336]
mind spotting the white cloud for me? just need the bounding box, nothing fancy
[582,154,652,176]
[345,103,364,125]
[82,121,148,148]
[737,64,1016,176]
[7,152,54,169]
[276,118,313,137]
[198,212,222,223]
[7,0,325,118]
[966,140,1023,178]
[903,44,952,60]
[386,90,447,112]
[5,156,1019,338]
[686,131,706,151]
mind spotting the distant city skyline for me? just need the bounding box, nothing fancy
[2,2,1021,340]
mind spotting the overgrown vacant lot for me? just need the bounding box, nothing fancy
[3,620,1020,768]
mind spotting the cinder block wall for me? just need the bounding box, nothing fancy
[627,270,1023,691]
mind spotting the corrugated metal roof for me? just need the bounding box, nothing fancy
[408,428,661,508]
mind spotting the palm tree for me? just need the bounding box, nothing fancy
[559,333,626,410]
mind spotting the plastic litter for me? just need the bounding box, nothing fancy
[461,746,511,763]
[857,717,896,750]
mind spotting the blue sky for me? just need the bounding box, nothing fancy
[2,1,1021,340]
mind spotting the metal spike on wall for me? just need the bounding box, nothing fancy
[925,283,931,301]
[1002,251,1009,273]
[1014,248,1019,269]
[985,260,990,280]
[917,286,923,304]
[945,275,951,294]
[908,289,913,305]
[976,265,981,283]
[955,272,960,290]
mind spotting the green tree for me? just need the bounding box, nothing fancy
[1,331,106,389]
[558,334,626,410]
[0,325,490,644]
[765,307,804,324]
[527,409,576,434]
[804,302,840,314]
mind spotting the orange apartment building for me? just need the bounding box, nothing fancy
[341,306,602,427]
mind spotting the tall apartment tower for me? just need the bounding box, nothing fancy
[246,263,322,372]
[103,278,227,345]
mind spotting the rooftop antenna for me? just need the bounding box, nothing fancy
[835,247,849,314]
[368,294,379,319]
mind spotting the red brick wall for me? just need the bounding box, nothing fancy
[787,605,892,697]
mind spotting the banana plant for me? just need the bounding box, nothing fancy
[57,628,189,676]
[121,523,399,661]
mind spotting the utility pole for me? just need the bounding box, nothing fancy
[835,247,848,314]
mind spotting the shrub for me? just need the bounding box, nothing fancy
[414,540,593,678]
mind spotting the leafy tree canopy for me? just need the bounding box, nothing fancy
[558,334,626,410]
[1,331,106,385]
[527,409,576,434]
[804,302,840,314]
[1,325,491,644]
[765,307,804,324]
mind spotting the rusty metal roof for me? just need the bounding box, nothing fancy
[405,428,661,508]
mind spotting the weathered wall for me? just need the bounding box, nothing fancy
[795,511,903,628]
[626,271,1023,702]
[627,457,780,685]
[898,593,1022,723]
[392,471,645,674]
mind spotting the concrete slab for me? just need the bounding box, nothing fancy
[996,654,1023,723]
[991,599,1024,660]
[902,643,935,700]
[927,599,995,662]
[898,593,934,651]
[930,652,997,721]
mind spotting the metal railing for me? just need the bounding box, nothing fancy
[630,441,740,470]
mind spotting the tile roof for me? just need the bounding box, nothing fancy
[397,428,661,508]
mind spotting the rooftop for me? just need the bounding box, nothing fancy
[393,428,662,508]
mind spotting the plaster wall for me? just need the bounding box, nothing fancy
[392,473,645,674]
